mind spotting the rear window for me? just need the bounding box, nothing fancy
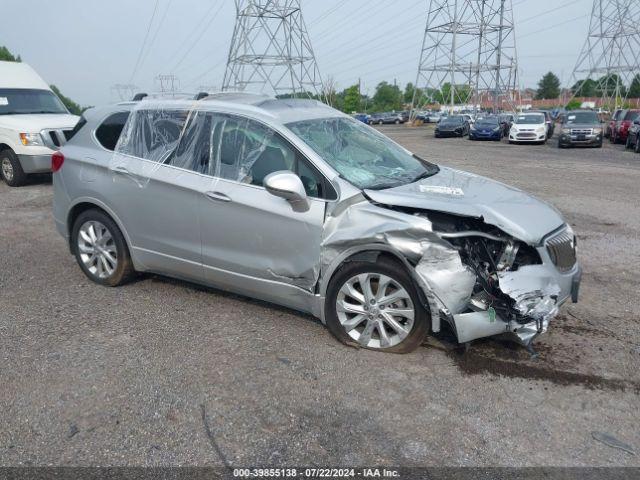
[95,111,130,151]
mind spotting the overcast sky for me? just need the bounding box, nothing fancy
[2,0,593,106]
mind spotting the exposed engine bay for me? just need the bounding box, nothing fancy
[339,202,579,347]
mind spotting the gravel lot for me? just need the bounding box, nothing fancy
[0,126,639,467]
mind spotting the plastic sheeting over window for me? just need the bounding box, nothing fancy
[112,101,327,198]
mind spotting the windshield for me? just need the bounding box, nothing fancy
[565,111,600,124]
[0,88,67,115]
[624,111,639,121]
[475,117,499,127]
[287,117,439,190]
[514,114,544,125]
[441,116,464,125]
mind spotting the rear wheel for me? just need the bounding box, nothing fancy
[0,149,27,187]
[325,258,429,353]
[626,135,632,149]
[71,209,135,287]
[635,137,640,153]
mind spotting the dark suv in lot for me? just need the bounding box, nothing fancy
[557,110,603,148]
[625,118,640,153]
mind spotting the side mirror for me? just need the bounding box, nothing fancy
[264,171,310,213]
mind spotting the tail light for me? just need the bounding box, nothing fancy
[51,151,64,172]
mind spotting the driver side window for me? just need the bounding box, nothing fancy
[212,114,333,200]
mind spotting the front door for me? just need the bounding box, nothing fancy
[196,113,329,311]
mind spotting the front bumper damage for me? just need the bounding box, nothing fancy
[321,197,581,347]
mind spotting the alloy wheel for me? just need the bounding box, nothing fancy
[77,220,118,279]
[1,158,14,182]
[336,273,415,349]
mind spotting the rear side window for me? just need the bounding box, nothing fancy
[95,112,130,151]
[66,116,87,141]
[624,111,639,121]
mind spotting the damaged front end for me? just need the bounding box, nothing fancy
[322,198,581,347]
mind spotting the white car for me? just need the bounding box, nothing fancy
[0,61,79,186]
[509,113,548,144]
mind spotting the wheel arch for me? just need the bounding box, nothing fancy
[66,199,134,257]
[0,143,14,153]
[318,245,433,323]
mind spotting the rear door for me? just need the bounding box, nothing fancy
[107,108,208,281]
[196,113,331,310]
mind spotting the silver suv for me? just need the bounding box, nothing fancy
[53,93,581,353]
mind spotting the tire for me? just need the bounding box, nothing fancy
[635,137,640,153]
[395,119,400,124]
[71,209,135,287]
[325,258,429,353]
[626,136,632,149]
[378,120,383,125]
[0,149,27,187]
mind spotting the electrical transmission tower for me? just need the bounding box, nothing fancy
[412,0,518,113]
[222,0,324,98]
[155,74,180,94]
[567,0,640,109]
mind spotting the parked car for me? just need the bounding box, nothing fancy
[610,109,640,144]
[461,114,475,126]
[368,112,404,125]
[425,112,443,123]
[605,109,623,138]
[468,116,503,141]
[352,113,370,124]
[508,113,548,144]
[498,113,514,137]
[625,117,640,152]
[557,110,603,148]
[529,110,555,138]
[52,94,580,352]
[0,60,80,186]
[434,115,469,137]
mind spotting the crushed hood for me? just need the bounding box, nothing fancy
[0,114,79,132]
[364,166,564,245]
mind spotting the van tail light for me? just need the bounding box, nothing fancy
[51,151,65,172]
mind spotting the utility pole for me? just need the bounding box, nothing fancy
[567,0,640,110]
[223,0,324,98]
[411,0,518,117]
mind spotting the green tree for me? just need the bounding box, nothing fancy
[50,85,85,115]
[535,72,561,100]
[0,46,21,62]
[404,82,422,104]
[571,78,597,97]
[372,81,402,112]
[596,73,626,97]
[342,84,362,113]
[627,74,640,98]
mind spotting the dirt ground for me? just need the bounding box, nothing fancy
[0,126,638,467]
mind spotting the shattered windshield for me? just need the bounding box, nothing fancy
[287,117,439,190]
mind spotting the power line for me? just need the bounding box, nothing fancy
[171,0,226,72]
[129,0,161,83]
[138,0,174,72]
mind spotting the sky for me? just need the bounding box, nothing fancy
[1,0,594,106]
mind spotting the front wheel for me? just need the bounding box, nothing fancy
[71,209,135,287]
[325,259,429,353]
[626,136,632,149]
[0,149,27,187]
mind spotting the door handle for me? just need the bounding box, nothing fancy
[204,191,231,203]
[112,165,130,175]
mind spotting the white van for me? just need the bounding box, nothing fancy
[0,61,79,186]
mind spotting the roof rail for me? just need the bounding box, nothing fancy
[132,93,148,101]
